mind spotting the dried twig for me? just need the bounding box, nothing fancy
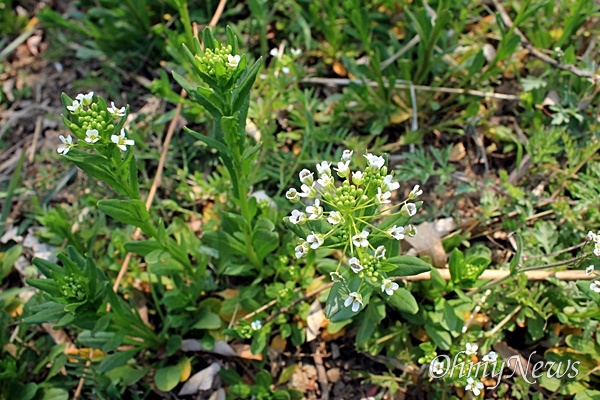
[301,77,521,100]
[492,0,600,83]
[310,342,329,400]
[406,268,592,282]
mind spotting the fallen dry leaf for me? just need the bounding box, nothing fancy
[230,344,263,361]
[306,300,324,342]
[404,221,447,268]
[181,339,237,357]
[270,334,287,353]
[178,362,220,396]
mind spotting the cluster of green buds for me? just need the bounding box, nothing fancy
[177,28,254,100]
[285,151,424,315]
[234,320,263,339]
[60,274,88,301]
[195,43,240,77]
[58,92,133,156]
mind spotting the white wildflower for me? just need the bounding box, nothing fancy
[316,161,332,176]
[330,272,344,282]
[306,199,323,220]
[348,257,363,273]
[299,169,314,185]
[383,175,400,191]
[327,211,343,225]
[465,377,483,396]
[286,188,300,202]
[84,129,100,144]
[344,292,363,312]
[364,153,385,170]
[591,281,600,293]
[381,279,399,296]
[295,241,309,258]
[269,48,279,57]
[289,210,306,225]
[110,128,135,151]
[334,161,350,178]
[402,203,417,217]
[352,171,364,185]
[405,224,417,237]
[290,48,301,57]
[299,183,316,199]
[465,342,478,355]
[251,320,262,330]
[107,102,126,118]
[376,187,391,204]
[341,149,353,161]
[66,100,82,114]
[306,232,324,249]
[352,230,369,248]
[374,246,386,259]
[76,92,94,106]
[281,67,290,75]
[588,231,597,241]
[388,225,405,240]
[227,54,240,68]
[57,135,75,155]
[482,351,498,363]
[586,265,594,276]
[317,174,334,187]
[431,360,444,375]
[409,184,423,199]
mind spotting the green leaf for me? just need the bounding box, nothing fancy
[202,27,216,50]
[41,388,69,400]
[356,298,386,344]
[183,126,229,154]
[13,382,38,400]
[253,218,279,262]
[448,248,463,284]
[124,240,160,256]
[202,229,246,256]
[231,57,263,112]
[25,278,62,297]
[509,232,523,273]
[387,288,419,314]
[98,348,140,373]
[23,302,66,324]
[385,255,431,277]
[155,365,181,392]
[425,322,452,350]
[97,199,156,238]
[192,309,222,330]
[64,149,128,196]
[574,391,600,400]
[325,278,371,322]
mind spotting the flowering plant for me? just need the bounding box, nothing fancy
[58,91,139,199]
[285,151,431,321]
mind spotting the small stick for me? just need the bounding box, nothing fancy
[405,268,592,282]
[311,341,329,400]
[208,0,227,28]
[301,77,521,101]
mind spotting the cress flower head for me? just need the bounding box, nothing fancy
[60,92,129,150]
[284,151,424,315]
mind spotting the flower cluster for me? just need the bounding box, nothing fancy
[59,92,133,155]
[587,230,600,257]
[269,46,302,76]
[286,151,422,312]
[195,43,240,77]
